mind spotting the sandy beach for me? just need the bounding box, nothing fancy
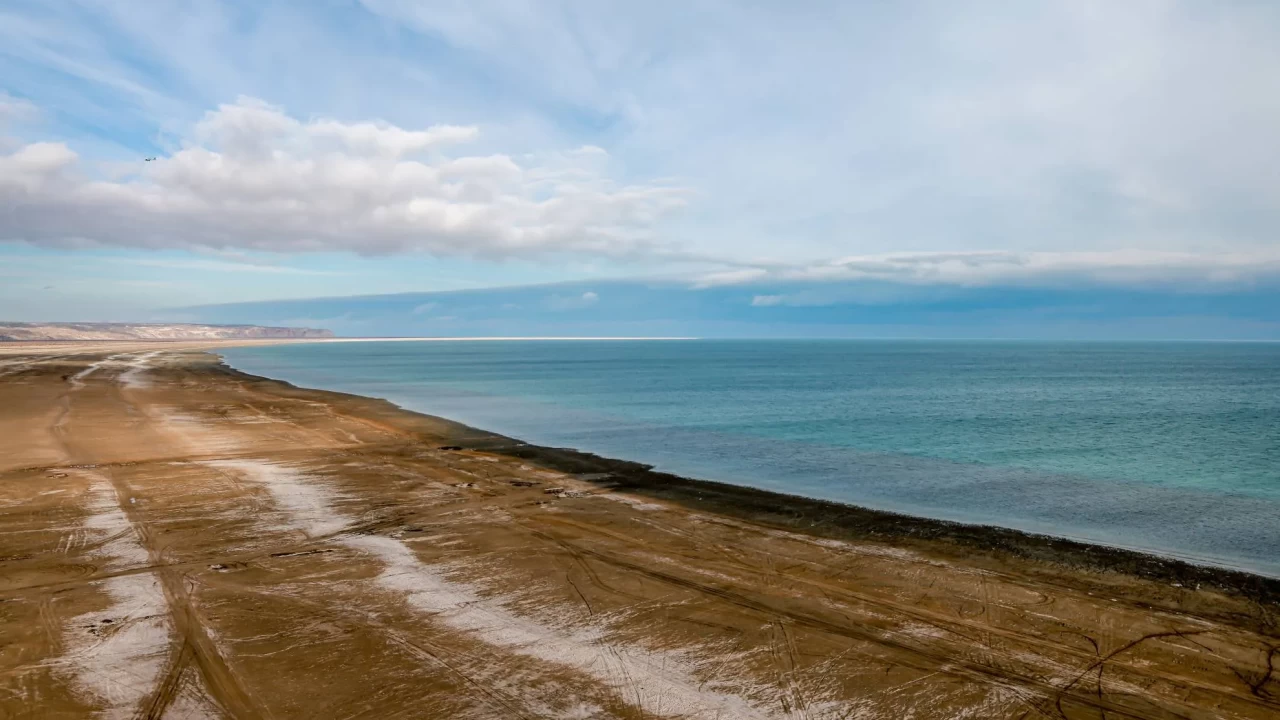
[1,344,1277,719]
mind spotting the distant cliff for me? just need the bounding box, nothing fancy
[0,322,334,342]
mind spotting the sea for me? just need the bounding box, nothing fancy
[220,340,1280,577]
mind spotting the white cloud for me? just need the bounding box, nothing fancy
[357,1,1280,264]
[693,268,770,288]
[0,92,38,123]
[190,97,479,158]
[6,1,1280,301]
[545,290,600,310]
[411,302,439,315]
[571,145,608,157]
[110,257,340,275]
[0,97,687,258]
[750,295,782,307]
[701,250,1280,289]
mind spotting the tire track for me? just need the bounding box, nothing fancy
[48,352,262,720]
[216,458,786,719]
[523,529,1207,720]
[528,512,1272,714]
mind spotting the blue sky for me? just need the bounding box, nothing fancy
[3,1,1280,337]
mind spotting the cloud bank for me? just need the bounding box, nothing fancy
[0,97,687,258]
[699,250,1280,290]
[175,279,1280,341]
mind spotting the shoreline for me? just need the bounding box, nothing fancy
[0,335,698,347]
[3,345,1279,717]
[211,352,1280,604]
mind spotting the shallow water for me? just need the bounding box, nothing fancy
[221,340,1280,576]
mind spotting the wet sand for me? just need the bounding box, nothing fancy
[1,345,1277,719]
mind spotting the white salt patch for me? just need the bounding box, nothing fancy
[758,532,948,572]
[158,679,221,720]
[69,354,126,389]
[61,470,172,718]
[227,416,280,425]
[77,473,150,569]
[64,573,171,720]
[813,537,925,562]
[225,459,787,719]
[541,702,607,719]
[343,534,777,720]
[118,351,161,389]
[202,460,348,538]
[601,493,666,512]
[644,553,742,586]
[69,365,100,390]
[897,622,950,641]
[159,409,244,454]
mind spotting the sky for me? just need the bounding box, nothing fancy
[3,1,1280,338]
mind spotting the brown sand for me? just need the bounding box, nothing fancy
[0,346,1277,719]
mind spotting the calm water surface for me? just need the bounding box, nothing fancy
[221,340,1280,575]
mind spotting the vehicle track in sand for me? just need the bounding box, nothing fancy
[520,521,1279,719]
[42,352,255,719]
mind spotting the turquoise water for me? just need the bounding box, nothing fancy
[221,340,1280,576]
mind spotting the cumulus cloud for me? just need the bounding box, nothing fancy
[0,97,687,258]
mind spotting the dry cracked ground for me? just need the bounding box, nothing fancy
[0,348,1277,719]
